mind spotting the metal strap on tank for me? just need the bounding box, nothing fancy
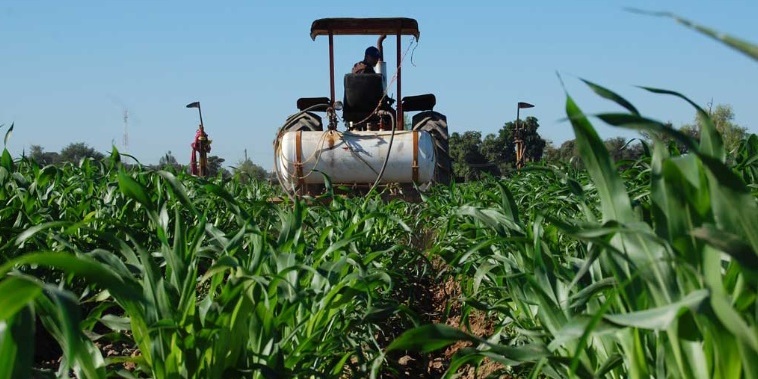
[412,131,419,183]
[295,131,304,188]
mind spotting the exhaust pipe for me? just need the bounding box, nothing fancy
[376,35,387,91]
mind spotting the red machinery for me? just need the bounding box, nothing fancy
[187,101,211,177]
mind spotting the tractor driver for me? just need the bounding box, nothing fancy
[352,46,381,74]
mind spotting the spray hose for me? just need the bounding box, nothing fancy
[366,111,396,196]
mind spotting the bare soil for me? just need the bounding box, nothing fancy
[372,228,509,379]
[398,258,508,379]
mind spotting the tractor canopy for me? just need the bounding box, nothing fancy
[308,17,421,131]
[310,17,420,40]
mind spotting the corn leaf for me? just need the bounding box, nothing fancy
[604,290,709,330]
[0,276,42,321]
[0,305,35,379]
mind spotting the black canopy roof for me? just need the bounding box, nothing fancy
[310,18,420,40]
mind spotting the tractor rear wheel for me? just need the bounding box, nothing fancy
[283,111,323,132]
[277,111,325,198]
[412,111,451,185]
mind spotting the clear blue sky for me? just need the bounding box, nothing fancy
[2,1,756,171]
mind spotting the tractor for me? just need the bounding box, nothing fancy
[273,17,451,200]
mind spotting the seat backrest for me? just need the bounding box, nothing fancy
[296,97,330,112]
[343,73,384,112]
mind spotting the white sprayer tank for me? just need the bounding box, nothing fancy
[275,130,437,189]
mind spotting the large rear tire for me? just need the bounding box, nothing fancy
[283,111,323,132]
[276,111,325,198]
[412,111,451,185]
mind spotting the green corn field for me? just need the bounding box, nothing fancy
[2,14,758,379]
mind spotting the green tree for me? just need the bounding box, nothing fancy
[59,142,104,164]
[28,144,60,166]
[448,117,546,180]
[642,122,699,155]
[233,151,268,184]
[645,104,747,158]
[604,137,645,163]
[448,131,495,181]
[481,127,515,174]
[696,104,747,156]
[206,155,230,178]
[546,137,644,168]
[158,151,183,172]
[479,116,546,172]
[509,116,546,164]
[542,140,559,162]
[545,139,581,166]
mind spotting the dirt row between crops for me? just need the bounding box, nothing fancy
[377,258,506,379]
[372,229,508,379]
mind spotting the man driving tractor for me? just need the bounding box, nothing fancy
[352,46,382,74]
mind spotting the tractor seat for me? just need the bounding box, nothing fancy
[342,73,385,123]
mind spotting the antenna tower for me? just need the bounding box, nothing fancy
[123,109,129,148]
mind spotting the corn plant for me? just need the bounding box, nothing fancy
[0,150,428,378]
[388,15,758,379]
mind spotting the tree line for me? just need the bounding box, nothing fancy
[26,143,270,184]
[23,103,748,185]
[449,103,749,181]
